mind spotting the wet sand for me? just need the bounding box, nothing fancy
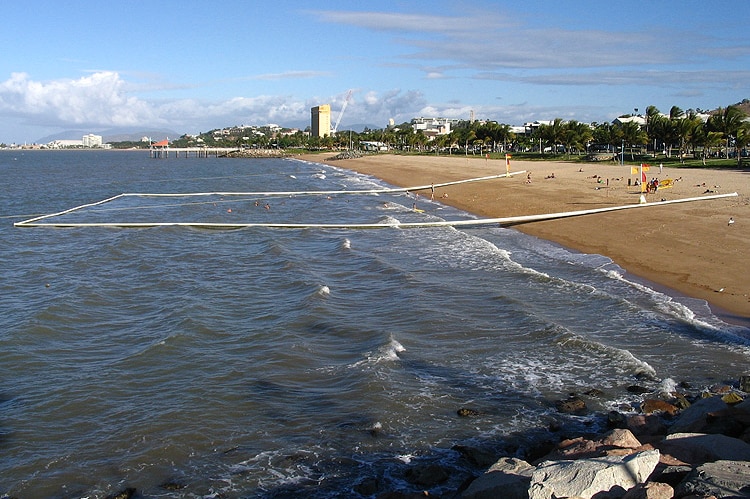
[301,153,749,323]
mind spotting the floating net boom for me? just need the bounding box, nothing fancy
[12,171,737,230]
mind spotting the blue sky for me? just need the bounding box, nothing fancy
[1,0,748,143]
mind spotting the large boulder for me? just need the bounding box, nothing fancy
[461,457,534,499]
[667,396,729,434]
[657,432,750,464]
[675,460,750,498]
[528,449,660,499]
[535,429,645,462]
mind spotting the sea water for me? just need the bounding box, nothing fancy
[1,150,748,498]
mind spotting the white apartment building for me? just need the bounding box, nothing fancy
[82,134,103,147]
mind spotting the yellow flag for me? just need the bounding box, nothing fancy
[642,164,650,172]
[631,167,639,175]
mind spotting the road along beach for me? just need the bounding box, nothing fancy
[302,153,749,323]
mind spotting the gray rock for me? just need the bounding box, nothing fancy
[676,460,750,498]
[461,457,534,499]
[667,396,729,434]
[528,449,660,499]
[658,432,750,464]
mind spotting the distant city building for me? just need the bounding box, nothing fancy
[48,139,84,148]
[311,104,331,138]
[612,116,646,127]
[411,117,459,138]
[82,134,103,147]
[361,141,389,152]
[523,120,554,135]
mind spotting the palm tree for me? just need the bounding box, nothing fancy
[702,131,724,165]
[617,121,647,160]
[592,122,618,152]
[648,114,670,157]
[563,121,593,155]
[708,106,748,162]
[537,118,565,154]
[735,122,750,165]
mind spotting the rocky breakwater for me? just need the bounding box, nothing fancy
[223,148,290,158]
[461,379,750,499]
[325,150,366,160]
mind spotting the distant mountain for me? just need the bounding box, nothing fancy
[338,123,383,133]
[37,128,178,144]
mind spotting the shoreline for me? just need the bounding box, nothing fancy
[299,153,749,324]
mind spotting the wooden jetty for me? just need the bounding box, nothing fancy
[149,147,239,159]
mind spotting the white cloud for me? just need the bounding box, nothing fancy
[0,71,432,136]
[0,71,155,127]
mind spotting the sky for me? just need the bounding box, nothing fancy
[1,0,749,143]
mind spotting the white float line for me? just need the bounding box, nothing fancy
[14,192,738,229]
[13,172,524,227]
[117,171,526,198]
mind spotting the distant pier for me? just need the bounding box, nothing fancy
[149,147,239,159]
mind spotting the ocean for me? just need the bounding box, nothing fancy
[2,150,749,498]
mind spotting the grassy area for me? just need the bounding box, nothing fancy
[447,151,748,169]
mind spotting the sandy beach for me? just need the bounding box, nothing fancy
[301,153,749,323]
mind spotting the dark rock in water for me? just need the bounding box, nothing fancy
[353,476,380,496]
[641,398,679,416]
[404,463,450,486]
[607,410,627,428]
[672,392,691,409]
[457,407,480,417]
[627,385,651,394]
[548,420,563,432]
[555,395,586,414]
[583,388,604,397]
[159,480,186,490]
[105,488,136,499]
[452,444,499,467]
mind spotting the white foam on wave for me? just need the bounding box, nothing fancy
[342,238,351,249]
[377,215,401,226]
[657,378,679,396]
[605,268,750,348]
[351,335,405,367]
[556,328,658,380]
[317,285,330,297]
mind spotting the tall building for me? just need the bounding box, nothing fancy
[311,104,331,138]
[82,134,103,147]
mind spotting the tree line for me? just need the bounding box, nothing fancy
[156,103,750,165]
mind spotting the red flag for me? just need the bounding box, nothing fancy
[642,171,647,183]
